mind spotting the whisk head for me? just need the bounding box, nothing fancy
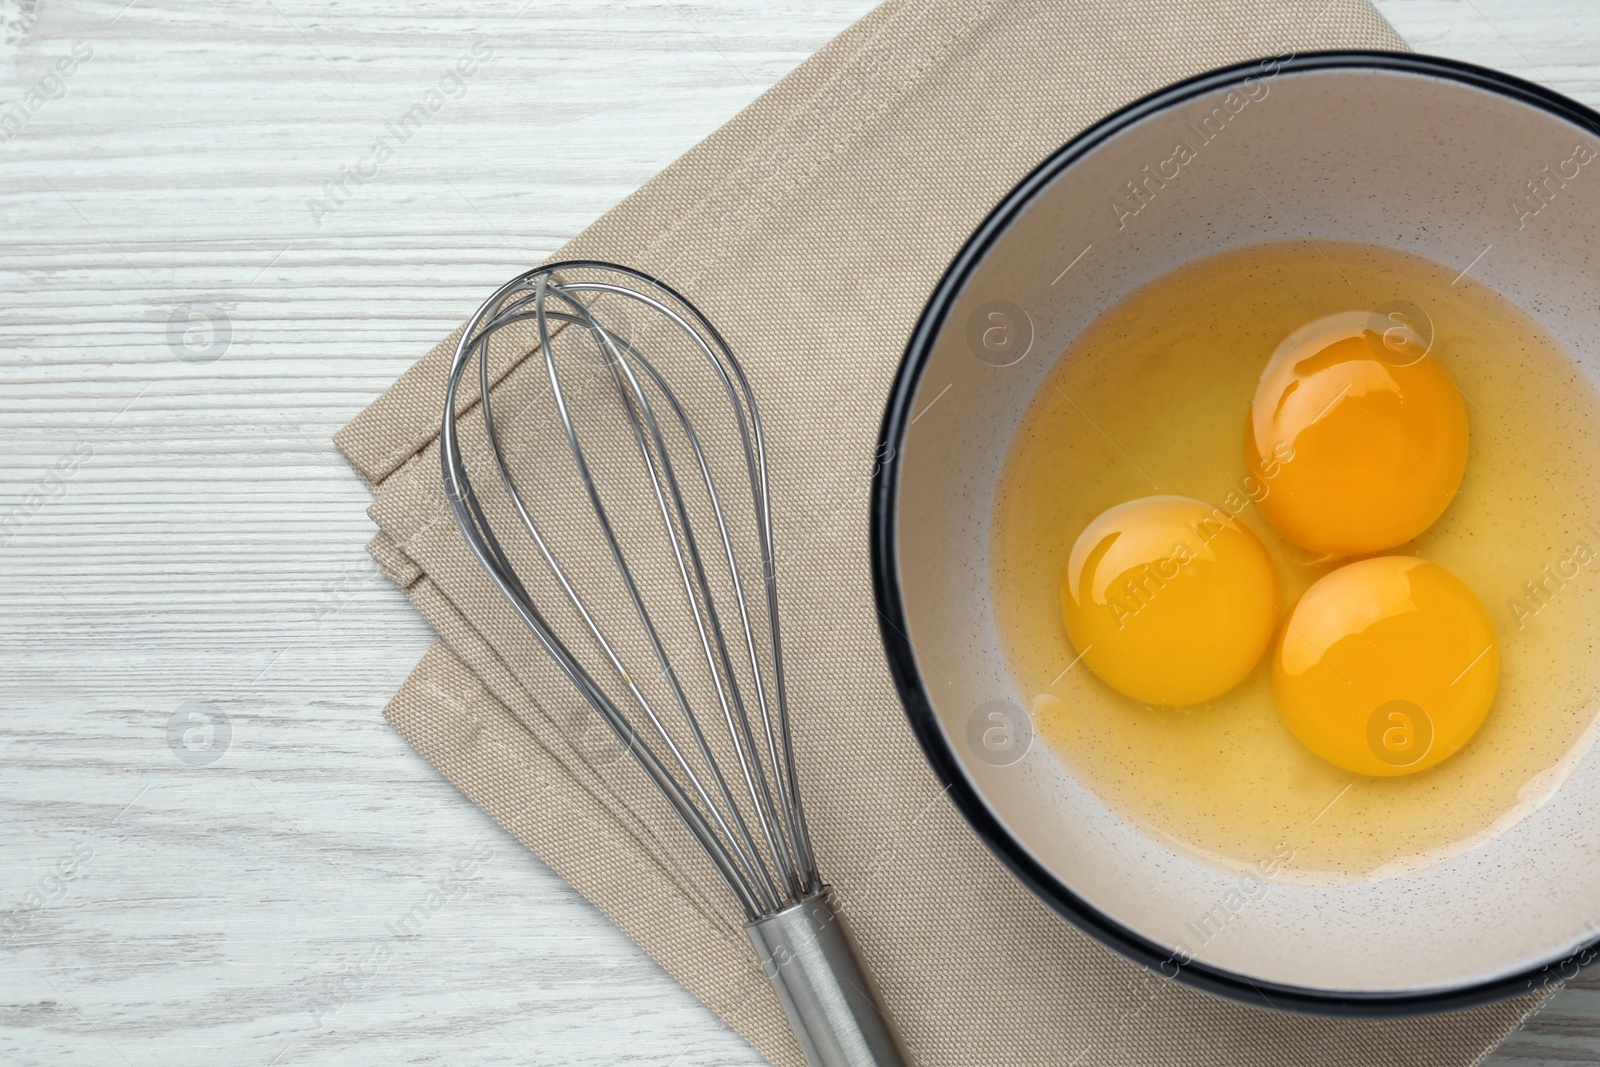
[440,260,819,920]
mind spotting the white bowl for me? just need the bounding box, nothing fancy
[871,51,1600,1014]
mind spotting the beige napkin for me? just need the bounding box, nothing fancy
[336,1,1551,1063]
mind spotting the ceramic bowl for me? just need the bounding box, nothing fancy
[871,51,1600,1014]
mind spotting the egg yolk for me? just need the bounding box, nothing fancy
[1061,495,1280,707]
[1245,315,1469,557]
[1274,555,1498,777]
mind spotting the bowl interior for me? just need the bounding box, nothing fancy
[884,55,1600,1002]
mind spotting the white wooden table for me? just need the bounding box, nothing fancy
[2,1,1598,1063]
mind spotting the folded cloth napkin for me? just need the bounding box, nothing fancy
[336,1,1549,1063]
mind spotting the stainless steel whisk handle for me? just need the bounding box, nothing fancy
[746,889,911,1067]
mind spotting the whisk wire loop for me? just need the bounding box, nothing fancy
[550,279,816,901]
[443,261,821,917]
[445,279,764,916]
[535,281,792,910]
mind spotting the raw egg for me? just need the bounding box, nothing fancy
[1061,495,1280,707]
[1274,555,1498,777]
[1246,312,1469,556]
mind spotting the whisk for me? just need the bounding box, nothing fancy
[440,260,909,1067]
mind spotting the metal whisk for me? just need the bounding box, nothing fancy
[440,260,908,1067]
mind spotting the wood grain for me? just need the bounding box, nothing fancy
[1,1,1598,1064]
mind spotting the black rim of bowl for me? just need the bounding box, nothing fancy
[870,49,1600,1017]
